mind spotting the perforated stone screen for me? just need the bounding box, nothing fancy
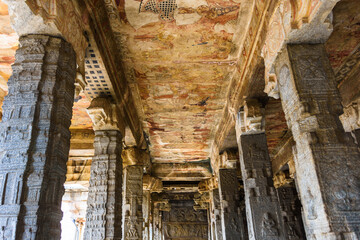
[84,43,115,99]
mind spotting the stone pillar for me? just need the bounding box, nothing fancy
[152,198,161,240]
[238,133,285,240]
[277,187,306,240]
[122,165,143,240]
[84,98,123,240]
[235,100,286,240]
[218,169,246,240]
[143,190,151,240]
[0,34,76,239]
[210,189,223,240]
[275,44,360,239]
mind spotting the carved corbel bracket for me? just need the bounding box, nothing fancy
[237,99,265,135]
[122,147,150,169]
[193,192,210,210]
[219,150,238,169]
[87,97,122,131]
[264,72,280,99]
[157,200,171,212]
[198,177,218,193]
[273,170,293,188]
[74,71,87,98]
[143,175,163,193]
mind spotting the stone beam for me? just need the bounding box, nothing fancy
[210,0,278,165]
[151,162,212,181]
[82,0,146,149]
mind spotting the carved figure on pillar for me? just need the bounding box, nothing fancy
[123,165,144,240]
[275,44,360,239]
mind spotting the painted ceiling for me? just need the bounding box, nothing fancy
[0,0,359,168]
[115,0,241,163]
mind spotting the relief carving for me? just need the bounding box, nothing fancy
[262,213,279,237]
[0,35,76,239]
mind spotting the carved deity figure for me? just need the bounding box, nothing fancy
[261,213,278,237]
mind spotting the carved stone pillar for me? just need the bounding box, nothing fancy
[236,100,286,240]
[218,169,246,240]
[143,190,151,240]
[277,187,306,240]
[238,133,285,240]
[152,200,162,240]
[122,165,143,240]
[275,44,360,239]
[84,98,123,240]
[210,189,223,240]
[0,34,76,239]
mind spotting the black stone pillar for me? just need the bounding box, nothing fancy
[0,35,76,239]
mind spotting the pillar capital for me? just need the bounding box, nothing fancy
[193,192,210,211]
[122,147,150,167]
[87,97,124,132]
[143,174,163,192]
[198,177,218,193]
[236,99,264,136]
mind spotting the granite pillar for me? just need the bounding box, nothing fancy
[277,187,306,240]
[122,165,143,240]
[84,130,123,240]
[218,169,246,240]
[276,44,360,239]
[143,190,151,240]
[210,189,222,240]
[0,35,76,240]
[238,133,285,240]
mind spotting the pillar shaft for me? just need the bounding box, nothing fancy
[277,187,306,240]
[238,133,285,240]
[152,202,161,240]
[84,130,123,240]
[218,169,246,240]
[210,189,223,240]
[143,190,151,240]
[123,165,143,240]
[0,35,76,240]
[276,44,360,239]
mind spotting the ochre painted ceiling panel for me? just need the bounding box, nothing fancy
[115,0,240,163]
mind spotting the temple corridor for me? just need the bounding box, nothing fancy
[0,0,359,239]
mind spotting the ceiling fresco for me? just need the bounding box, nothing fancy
[115,0,241,163]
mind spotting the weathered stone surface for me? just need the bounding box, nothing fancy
[0,34,76,239]
[84,130,123,240]
[142,190,151,240]
[123,165,143,240]
[162,198,208,240]
[276,44,360,239]
[218,169,246,240]
[238,133,285,240]
[277,187,306,240]
[210,189,223,240]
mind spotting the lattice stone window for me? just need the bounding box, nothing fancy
[84,43,114,98]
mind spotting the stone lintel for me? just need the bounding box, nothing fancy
[151,162,212,181]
